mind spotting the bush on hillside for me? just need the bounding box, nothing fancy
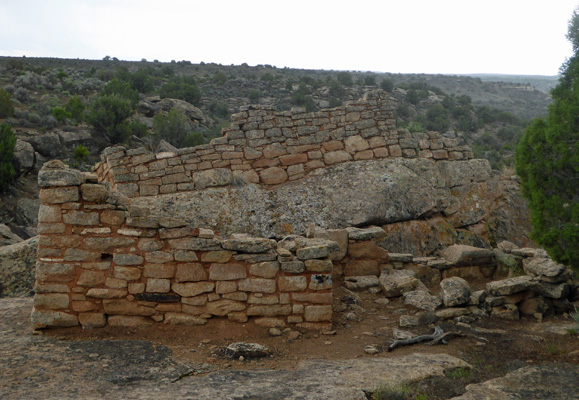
[0,123,17,191]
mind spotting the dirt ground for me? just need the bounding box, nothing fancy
[25,287,579,399]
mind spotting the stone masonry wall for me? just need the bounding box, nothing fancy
[94,91,473,198]
[32,162,338,330]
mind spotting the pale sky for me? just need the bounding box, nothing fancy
[1,0,577,76]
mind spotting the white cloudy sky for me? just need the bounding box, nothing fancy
[1,0,577,75]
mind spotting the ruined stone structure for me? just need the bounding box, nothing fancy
[31,91,506,330]
[94,91,472,198]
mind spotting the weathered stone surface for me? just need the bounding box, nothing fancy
[175,263,207,282]
[344,259,380,277]
[172,282,214,297]
[247,304,291,316]
[281,261,305,274]
[209,264,247,280]
[113,253,144,266]
[534,282,569,299]
[296,245,331,260]
[205,299,246,316]
[304,305,332,322]
[222,238,275,253]
[194,168,232,189]
[39,186,79,204]
[131,158,519,243]
[200,251,233,263]
[442,244,495,267]
[304,259,332,273]
[440,277,471,307]
[344,276,380,291]
[345,226,386,241]
[108,315,154,327]
[83,237,135,252]
[523,257,570,283]
[31,308,78,328]
[347,242,389,260]
[86,288,127,299]
[238,278,276,293]
[164,313,207,325]
[487,276,536,296]
[78,312,106,329]
[278,276,307,291]
[33,293,70,309]
[0,237,37,297]
[77,270,106,287]
[314,229,348,261]
[38,161,84,187]
[403,290,443,311]
[379,269,427,297]
[224,342,269,358]
[249,261,279,278]
[103,299,156,316]
[450,363,579,400]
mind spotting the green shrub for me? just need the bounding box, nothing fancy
[212,71,227,85]
[182,131,205,148]
[86,94,134,144]
[51,106,72,122]
[0,88,15,118]
[364,74,376,86]
[153,109,191,147]
[336,71,353,87]
[101,79,139,106]
[65,95,85,122]
[73,145,89,162]
[160,77,201,106]
[208,99,229,118]
[380,79,394,92]
[0,123,17,191]
[329,97,342,108]
[248,89,262,104]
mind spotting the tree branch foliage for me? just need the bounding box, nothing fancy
[515,8,579,271]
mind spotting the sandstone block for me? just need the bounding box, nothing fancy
[143,264,174,278]
[442,245,496,267]
[181,295,208,306]
[86,288,127,299]
[222,237,276,253]
[223,292,248,301]
[31,308,78,329]
[38,223,66,234]
[77,270,107,287]
[100,210,126,226]
[146,278,171,293]
[304,305,332,322]
[81,184,109,202]
[164,313,207,325]
[205,299,246,316]
[278,276,307,291]
[347,242,389,260]
[487,276,536,296]
[440,277,471,307]
[247,304,291,316]
[216,281,237,294]
[296,245,331,260]
[228,312,249,323]
[71,301,100,312]
[403,290,443,311]
[145,251,174,264]
[281,261,305,273]
[238,278,276,293]
[103,299,156,316]
[172,282,214,297]
[175,263,207,282]
[36,262,76,282]
[39,186,79,204]
[34,293,70,309]
[314,229,348,261]
[345,135,370,153]
[280,153,308,166]
[201,250,233,263]
[113,253,144,266]
[259,167,288,185]
[84,237,136,252]
[323,150,352,165]
[254,318,286,328]
[209,263,247,280]
[248,294,279,305]
[38,205,62,223]
[379,269,427,297]
[309,274,332,290]
[344,259,380,277]
[174,251,199,262]
[249,261,280,278]
[63,248,100,262]
[114,266,142,281]
[389,145,402,157]
[345,226,386,240]
[291,292,333,304]
[108,315,154,327]
[38,163,84,187]
[304,259,333,273]
[79,313,106,329]
[167,237,220,251]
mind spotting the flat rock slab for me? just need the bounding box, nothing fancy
[450,363,579,400]
[0,298,468,400]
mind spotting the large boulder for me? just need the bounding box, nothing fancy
[523,257,573,284]
[12,139,35,173]
[0,236,38,297]
[442,244,495,267]
[132,158,526,241]
[379,269,427,297]
[440,277,471,307]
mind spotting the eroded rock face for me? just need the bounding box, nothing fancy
[0,237,38,297]
[131,158,528,245]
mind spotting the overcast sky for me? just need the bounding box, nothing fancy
[1,0,577,76]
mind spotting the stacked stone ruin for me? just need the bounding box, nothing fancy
[32,90,576,330]
[94,90,472,198]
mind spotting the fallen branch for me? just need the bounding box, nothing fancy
[388,326,462,351]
